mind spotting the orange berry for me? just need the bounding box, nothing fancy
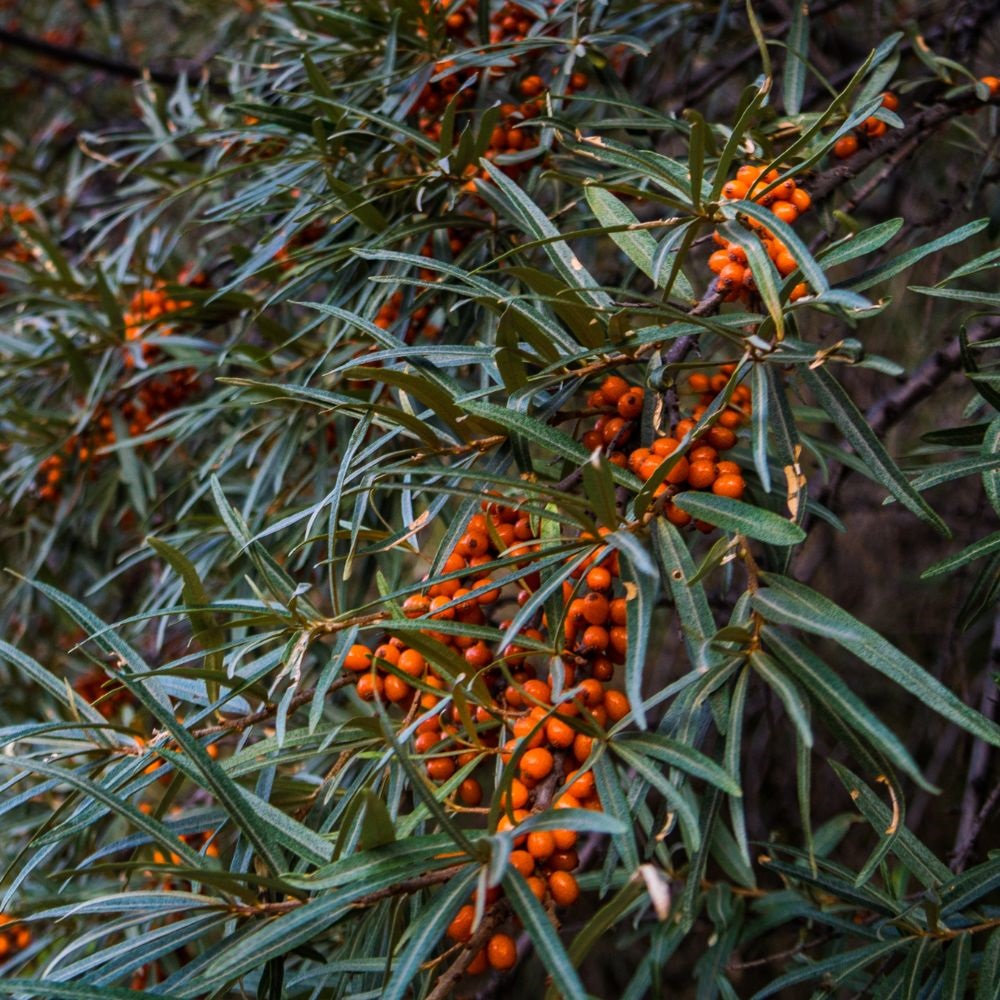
[707,426,737,451]
[447,904,476,943]
[981,76,1000,98]
[504,778,530,810]
[585,566,612,591]
[604,690,630,723]
[526,829,556,860]
[384,674,412,702]
[567,769,595,800]
[344,644,373,672]
[458,778,483,806]
[688,459,717,489]
[790,187,811,213]
[510,849,536,877]
[771,201,798,224]
[356,674,384,701]
[520,747,554,780]
[881,91,899,111]
[721,179,748,200]
[398,648,426,677]
[617,390,644,420]
[573,733,594,762]
[713,474,746,500]
[580,625,609,654]
[426,756,455,781]
[487,933,518,970]
[708,249,730,273]
[600,375,629,403]
[546,716,576,749]
[790,282,810,301]
[736,165,762,185]
[548,870,580,907]
[552,827,578,850]
[467,949,488,975]
[519,75,544,98]
[549,849,579,872]
[833,135,859,159]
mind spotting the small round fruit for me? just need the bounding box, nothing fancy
[447,904,476,942]
[549,870,580,907]
[487,932,518,970]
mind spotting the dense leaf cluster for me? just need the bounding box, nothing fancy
[1,1,999,997]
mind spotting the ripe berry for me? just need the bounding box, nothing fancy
[833,135,859,159]
[548,870,580,907]
[447,904,476,943]
[545,716,576,749]
[356,674,383,701]
[345,644,373,671]
[509,849,536,877]
[687,460,717,489]
[487,932,518,970]
[526,829,556,860]
[520,747,554,780]
[458,778,483,806]
[713,474,746,499]
[426,756,456,781]
[982,76,1000,97]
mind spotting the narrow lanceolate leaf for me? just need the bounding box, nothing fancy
[976,928,1000,1000]
[940,934,971,1000]
[799,364,950,536]
[921,530,1000,579]
[503,871,588,1000]
[783,1,810,114]
[828,762,951,888]
[585,185,659,287]
[753,574,1000,748]
[617,734,741,795]
[763,627,929,788]
[983,416,1000,518]
[653,520,718,669]
[749,650,812,747]
[592,754,641,872]
[672,493,806,545]
[848,218,988,292]
[617,540,659,729]
[0,983,164,1000]
[381,866,479,1000]
[480,159,613,314]
[458,400,641,491]
[749,940,908,1000]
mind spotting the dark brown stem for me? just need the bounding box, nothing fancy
[191,677,351,738]
[809,90,998,204]
[0,27,224,93]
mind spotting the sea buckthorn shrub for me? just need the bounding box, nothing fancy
[1,2,1000,998]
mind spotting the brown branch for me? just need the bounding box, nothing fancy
[426,900,512,1000]
[232,863,469,918]
[810,319,1000,515]
[0,27,225,94]
[809,89,999,204]
[191,676,352,738]
[951,609,1000,872]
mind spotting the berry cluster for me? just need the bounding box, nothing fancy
[833,91,898,159]
[709,165,812,302]
[73,668,134,719]
[337,492,637,973]
[581,370,750,529]
[0,914,30,961]
[33,277,204,504]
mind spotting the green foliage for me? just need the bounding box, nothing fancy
[1,1,999,997]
